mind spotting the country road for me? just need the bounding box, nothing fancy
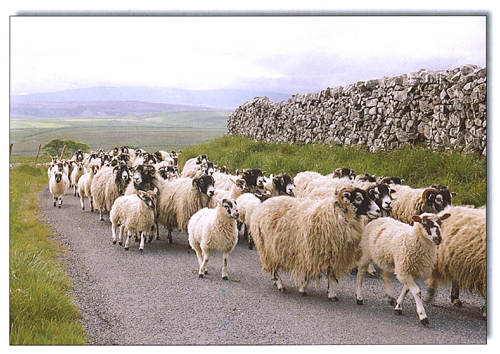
[39,186,487,345]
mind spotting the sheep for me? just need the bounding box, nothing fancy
[70,162,85,196]
[157,165,180,181]
[293,168,356,198]
[188,197,239,279]
[181,155,210,178]
[425,205,487,318]
[212,171,240,191]
[91,164,132,221]
[355,213,451,325]
[71,149,85,162]
[49,171,70,208]
[390,184,456,225]
[157,174,215,244]
[77,164,101,211]
[110,188,158,252]
[235,190,272,250]
[264,174,295,197]
[249,186,380,300]
[132,152,158,167]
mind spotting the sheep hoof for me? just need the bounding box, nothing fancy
[222,276,228,281]
[300,291,307,297]
[139,249,144,253]
[394,309,402,315]
[199,274,204,278]
[356,299,363,305]
[118,242,122,246]
[124,247,129,251]
[112,241,116,245]
[205,271,209,275]
[248,243,254,250]
[452,298,463,307]
[168,237,173,244]
[58,205,62,208]
[82,207,85,210]
[388,297,396,307]
[420,318,430,326]
[330,296,339,302]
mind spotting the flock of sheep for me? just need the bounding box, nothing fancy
[46,147,486,326]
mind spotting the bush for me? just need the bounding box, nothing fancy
[42,139,90,158]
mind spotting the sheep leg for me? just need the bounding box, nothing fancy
[124,231,131,250]
[111,221,118,244]
[200,249,211,277]
[327,272,339,302]
[355,263,369,305]
[190,241,205,278]
[53,195,57,207]
[79,194,85,210]
[298,278,310,296]
[139,232,145,252]
[90,196,94,212]
[58,196,63,208]
[99,209,104,221]
[118,225,124,245]
[381,270,396,306]
[403,276,429,325]
[394,284,409,315]
[426,273,437,304]
[167,229,173,244]
[450,280,462,307]
[272,270,285,292]
[221,252,229,280]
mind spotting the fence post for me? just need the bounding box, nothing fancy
[60,145,67,160]
[34,144,42,165]
[10,143,13,156]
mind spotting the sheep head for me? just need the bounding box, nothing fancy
[412,213,451,245]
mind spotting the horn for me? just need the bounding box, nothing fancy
[337,187,354,206]
[421,187,439,203]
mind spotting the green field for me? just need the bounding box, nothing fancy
[9,110,230,156]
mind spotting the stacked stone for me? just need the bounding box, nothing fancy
[227,65,487,155]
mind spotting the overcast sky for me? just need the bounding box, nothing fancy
[10,15,486,96]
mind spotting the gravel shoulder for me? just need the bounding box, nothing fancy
[39,186,487,345]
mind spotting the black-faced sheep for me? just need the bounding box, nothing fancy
[390,185,456,225]
[356,213,451,325]
[181,155,210,178]
[91,164,132,221]
[157,174,215,244]
[188,197,239,279]
[426,205,487,318]
[70,162,85,196]
[264,174,295,197]
[249,187,380,300]
[49,171,70,208]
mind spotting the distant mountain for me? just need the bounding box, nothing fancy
[10,100,213,118]
[10,86,293,112]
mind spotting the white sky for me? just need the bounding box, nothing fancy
[10,15,486,95]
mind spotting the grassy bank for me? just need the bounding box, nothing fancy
[180,135,486,207]
[9,161,87,344]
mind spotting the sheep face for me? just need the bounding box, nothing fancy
[113,164,131,185]
[53,171,63,183]
[242,169,266,188]
[368,183,395,213]
[221,199,239,220]
[196,155,209,165]
[120,146,129,155]
[412,213,451,245]
[74,150,84,162]
[340,188,380,219]
[75,162,84,172]
[333,167,357,180]
[202,161,215,176]
[273,174,295,196]
[356,173,377,183]
[143,153,157,165]
[422,187,456,213]
[379,176,404,185]
[138,189,158,210]
[193,175,215,197]
[159,166,179,180]
[132,164,156,185]
[102,154,112,167]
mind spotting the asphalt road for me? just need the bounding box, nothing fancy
[39,186,488,345]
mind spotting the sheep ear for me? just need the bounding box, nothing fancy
[390,189,396,194]
[342,191,351,203]
[412,215,422,223]
[213,197,222,206]
[451,192,457,197]
[440,213,451,221]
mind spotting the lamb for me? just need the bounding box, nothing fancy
[355,212,451,325]
[77,164,101,211]
[157,174,215,244]
[249,187,380,300]
[264,174,295,197]
[188,197,239,279]
[91,163,132,221]
[49,171,70,208]
[70,162,86,196]
[110,188,158,252]
[426,205,487,318]
[390,184,456,225]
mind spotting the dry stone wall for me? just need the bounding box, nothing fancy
[227,65,487,155]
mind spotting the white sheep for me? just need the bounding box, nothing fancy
[181,155,210,178]
[157,174,215,244]
[390,184,456,225]
[188,197,239,279]
[235,190,272,249]
[355,213,451,325]
[77,164,100,211]
[110,188,158,252]
[91,164,132,221]
[426,205,487,318]
[70,162,86,196]
[249,187,380,300]
[49,171,70,208]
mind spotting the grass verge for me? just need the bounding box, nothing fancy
[179,135,486,207]
[9,161,88,345]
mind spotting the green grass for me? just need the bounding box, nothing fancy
[180,135,487,207]
[9,110,230,156]
[10,163,88,345]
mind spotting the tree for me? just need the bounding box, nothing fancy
[42,139,91,158]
